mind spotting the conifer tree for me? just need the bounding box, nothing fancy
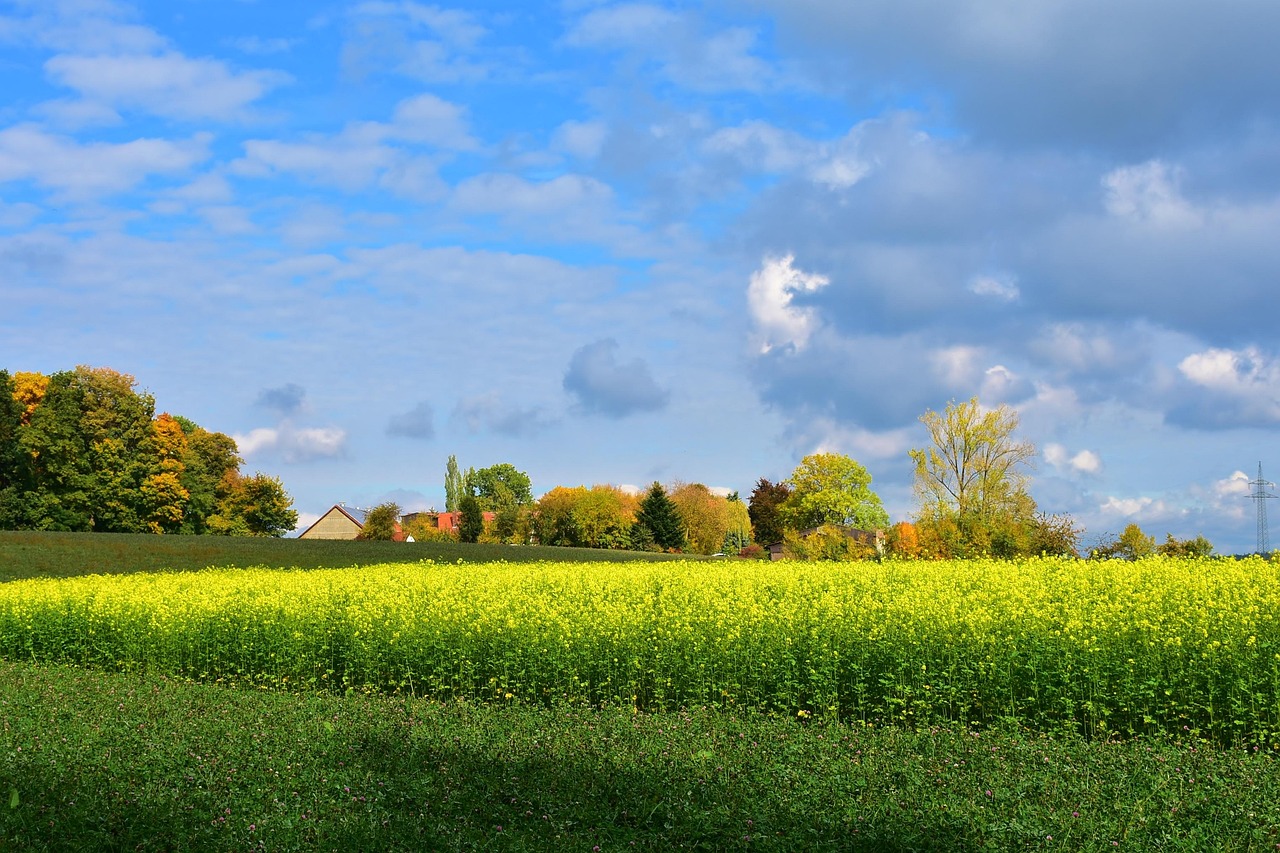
[635,482,685,551]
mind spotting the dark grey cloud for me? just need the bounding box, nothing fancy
[748,0,1280,153]
[563,338,669,418]
[386,401,435,440]
[256,382,306,416]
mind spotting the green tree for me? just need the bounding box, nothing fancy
[73,366,156,533]
[458,493,484,543]
[780,453,889,531]
[359,502,401,541]
[0,370,30,529]
[722,495,753,554]
[445,455,464,513]
[747,478,791,546]
[635,482,685,551]
[910,398,1037,557]
[178,423,242,534]
[1092,523,1156,560]
[208,472,298,537]
[20,371,95,531]
[470,463,533,512]
[1155,533,1214,557]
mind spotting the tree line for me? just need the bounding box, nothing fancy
[0,367,297,536]
[367,398,1212,560]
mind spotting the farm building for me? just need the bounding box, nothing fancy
[297,504,369,540]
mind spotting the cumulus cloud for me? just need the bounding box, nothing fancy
[1044,443,1103,475]
[563,338,669,418]
[747,254,829,354]
[233,425,347,462]
[1171,346,1280,427]
[386,401,435,440]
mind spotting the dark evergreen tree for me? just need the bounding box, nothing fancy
[458,493,484,543]
[747,477,791,546]
[635,482,685,551]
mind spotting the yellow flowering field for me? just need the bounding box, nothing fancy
[1,556,1277,743]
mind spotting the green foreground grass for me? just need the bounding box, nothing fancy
[2,661,1278,852]
[0,530,694,583]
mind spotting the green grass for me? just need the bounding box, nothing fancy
[0,530,696,583]
[3,536,1277,850]
[2,661,1277,852]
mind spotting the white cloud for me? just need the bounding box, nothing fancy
[1098,495,1174,520]
[968,273,1020,301]
[747,254,829,354]
[1044,442,1102,475]
[453,173,613,214]
[791,416,914,461]
[1213,470,1251,500]
[1179,346,1280,394]
[389,93,477,149]
[234,424,348,462]
[553,120,608,159]
[0,124,209,198]
[565,4,680,46]
[44,52,287,122]
[1102,160,1201,227]
[565,4,775,93]
[929,345,983,388]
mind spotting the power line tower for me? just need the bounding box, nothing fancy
[1248,462,1277,554]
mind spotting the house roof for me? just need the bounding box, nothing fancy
[295,503,368,538]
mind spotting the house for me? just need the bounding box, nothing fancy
[297,504,368,540]
[402,510,497,533]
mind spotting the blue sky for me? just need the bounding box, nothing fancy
[3,0,1280,552]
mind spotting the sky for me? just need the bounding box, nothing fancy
[2,0,1279,553]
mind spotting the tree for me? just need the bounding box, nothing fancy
[211,472,298,537]
[359,502,401,541]
[722,495,753,555]
[470,463,533,512]
[1027,512,1083,557]
[20,371,95,531]
[635,482,685,551]
[178,423,242,534]
[886,521,922,558]
[748,478,791,546]
[571,486,635,549]
[670,483,733,555]
[783,524,881,561]
[73,366,156,533]
[0,371,29,528]
[1155,533,1214,557]
[909,398,1037,558]
[1092,523,1155,560]
[445,455,464,513]
[780,453,889,531]
[458,493,484,543]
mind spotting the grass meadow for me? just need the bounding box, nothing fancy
[2,533,1279,851]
